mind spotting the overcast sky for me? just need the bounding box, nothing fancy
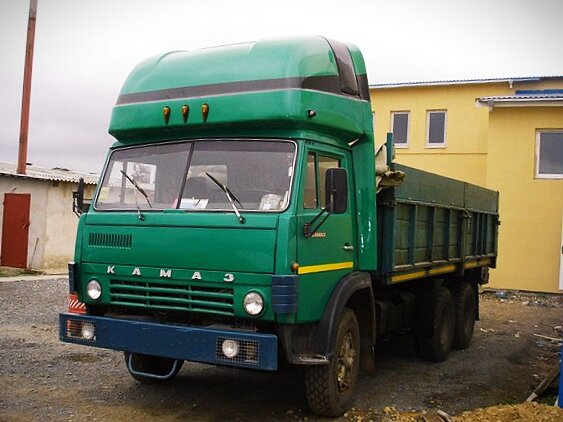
[1,0,562,174]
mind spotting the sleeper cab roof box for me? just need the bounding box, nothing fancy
[109,36,371,143]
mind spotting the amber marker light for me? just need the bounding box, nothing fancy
[181,105,189,123]
[162,106,171,124]
[291,262,299,273]
[201,103,209,122]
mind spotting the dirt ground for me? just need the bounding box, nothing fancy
[0,277,561,421]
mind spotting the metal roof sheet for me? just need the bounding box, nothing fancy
[478,94,563,101]
[476,94,563,108]
[0,162,99,185]
[370,76,563,89]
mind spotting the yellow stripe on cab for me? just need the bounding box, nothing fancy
[298,261,354,275]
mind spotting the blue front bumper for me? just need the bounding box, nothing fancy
[59,313,278,371]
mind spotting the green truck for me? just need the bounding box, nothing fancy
[60,36,499,416]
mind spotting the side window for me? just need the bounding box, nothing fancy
[303,153,317,208]
[319,156,340,208]
[303,152,340,209]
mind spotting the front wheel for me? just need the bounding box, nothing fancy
[304,308,360,417]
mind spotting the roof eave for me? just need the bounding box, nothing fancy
[370,77,545,90]
[476,97,563,109]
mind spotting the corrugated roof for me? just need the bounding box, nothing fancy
[476,94,563,108]
[0,162,99,185]
[370,76,563,89]
[479,94,563,101]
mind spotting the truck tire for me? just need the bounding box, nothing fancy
[124,352,184,383]
[417,286,455,362]
[304,308,360,417]
[451,282,476,350]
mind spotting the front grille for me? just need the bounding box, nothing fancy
[109,279,234,316]
[89,233,132,249]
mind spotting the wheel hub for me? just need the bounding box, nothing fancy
[336,331,356,391]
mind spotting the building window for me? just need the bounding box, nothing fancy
[391,112,409,147]
[536,130,563,179]
[426,110,447,147]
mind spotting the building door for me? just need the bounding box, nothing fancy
[1,193,31,268]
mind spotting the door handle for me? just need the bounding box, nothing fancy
[343,244,354,251]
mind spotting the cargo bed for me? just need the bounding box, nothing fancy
[376,164,499,285]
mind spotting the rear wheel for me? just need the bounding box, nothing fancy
[417,286,455,362]
[124,352,184,383]
[304,308,360,417]
[451,281,476,350]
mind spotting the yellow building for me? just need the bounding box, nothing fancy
[371,77,563,293]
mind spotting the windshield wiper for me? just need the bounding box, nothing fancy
[205,172,245,224]
[120,169,152,208]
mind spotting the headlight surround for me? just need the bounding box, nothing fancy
[243,291,264,316]
[86,279,102,300]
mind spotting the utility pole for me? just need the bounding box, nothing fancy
[17,0,38,175]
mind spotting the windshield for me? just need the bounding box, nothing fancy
[95,140,296,212]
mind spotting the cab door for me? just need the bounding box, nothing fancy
[296,148,356,322]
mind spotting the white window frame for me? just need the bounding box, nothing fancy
[536,130,563,179]
[390,111,410,148]
[426,110,447,148]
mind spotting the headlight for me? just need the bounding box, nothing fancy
[81,322,96,340]
[221,339,239,358]
[86,279,102,300]
[243,292,264,316]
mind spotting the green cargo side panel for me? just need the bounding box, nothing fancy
[377,164,499,284]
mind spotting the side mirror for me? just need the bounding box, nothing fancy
[73,178,90,216]
[325,168,348,214]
